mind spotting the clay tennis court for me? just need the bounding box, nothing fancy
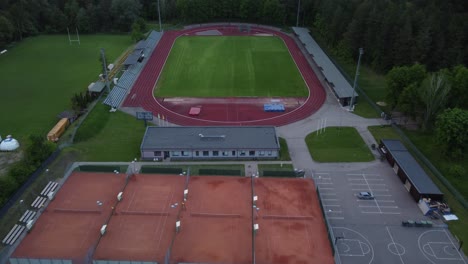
[170,176,253,263]
[93,174,185,261]
[11,173,333,264]
[12,172,125,261]
[254,178,334,264]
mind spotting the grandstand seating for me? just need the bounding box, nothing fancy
[103,31,162,108]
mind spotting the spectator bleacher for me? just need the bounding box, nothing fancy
[104,31,162,108]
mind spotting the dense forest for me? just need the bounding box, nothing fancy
[0,0,467,72]
[0,0,467,154]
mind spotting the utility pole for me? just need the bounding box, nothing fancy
[296,0,301,27]
[349,48,364,111]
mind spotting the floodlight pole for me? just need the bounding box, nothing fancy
[100,48,111,105]
[349,48,364,111]
[296,0,301,27]
[157,0,162,32]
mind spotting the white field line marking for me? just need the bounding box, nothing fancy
[386,227,405,264]
[443,229,468,263]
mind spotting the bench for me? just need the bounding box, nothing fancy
[40,181,58,196]
[19,210,36,224]
[2,224,25,245]
[31,196,47,209]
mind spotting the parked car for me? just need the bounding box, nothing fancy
[357,191,375,200]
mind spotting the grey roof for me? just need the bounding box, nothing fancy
[381,139,443,196]
[88,81,106,92]
[292,27,357,98]
[123,51,141,65]
[134,40,147,50]
[141,126,279,150]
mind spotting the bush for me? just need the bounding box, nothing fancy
[0,176,19,205]
[448,165,466,179]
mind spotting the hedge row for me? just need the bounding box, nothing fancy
[78,165,122,173]
[262,170,298,177]
[140,167,183,174]
[198,169,242,176]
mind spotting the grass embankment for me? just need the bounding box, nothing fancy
[0,35,131,141]
[279,137,291,161]
[72,103,146,161]
[305,127,374,162]
[368,125,468,251]
[155,36,308,97]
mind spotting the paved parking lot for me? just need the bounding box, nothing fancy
[313,162,467,264]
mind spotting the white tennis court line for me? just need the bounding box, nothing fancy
[386,227,405,264]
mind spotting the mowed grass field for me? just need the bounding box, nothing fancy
[155,36,308,97]
[0,35,131,141]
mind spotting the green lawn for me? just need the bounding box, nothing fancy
[0,35,131,141]
[71,102,146,161]
[305,127,374,162]
[278,137,291,161]
[155,36,308,97]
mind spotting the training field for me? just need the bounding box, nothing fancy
[155,36,309,97]
[0,35,131,140]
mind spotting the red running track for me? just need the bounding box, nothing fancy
[122,25,326,126]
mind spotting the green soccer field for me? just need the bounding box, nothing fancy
[0,35,131,141]
[154,36,308,97]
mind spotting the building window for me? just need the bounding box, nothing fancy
[182,151,189,156]
[249,150,255,156]
[172,151,180,156]
[232,151,236,156]
[203,151,209,156]
[195,151,199,156]
[213,151,219,156]
[259,151,265,156]
[222,151,229,156]
[267,151,272,156]
[240,151,246,156]
[154,151,162,156]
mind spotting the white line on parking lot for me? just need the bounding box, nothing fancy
[361,211,401,214]
[347,174,380,177]
[348,178,384,181]
[327,216,345,220]
[320,193,337,196]
[326,210,343,213]
[318,187,334,190]
[323,204,341,207]
[356,200,395,203]
[352,188,389,192]
[350,183,386,186]
[359,205,398,208]
[317,182,333,185]
[321,199,339,201]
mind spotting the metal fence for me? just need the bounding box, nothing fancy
[313,180,341,264]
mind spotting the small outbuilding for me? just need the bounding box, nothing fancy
[379,139,443,202]
[140,126,280,160]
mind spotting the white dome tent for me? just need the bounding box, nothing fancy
[0,135,20,151]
